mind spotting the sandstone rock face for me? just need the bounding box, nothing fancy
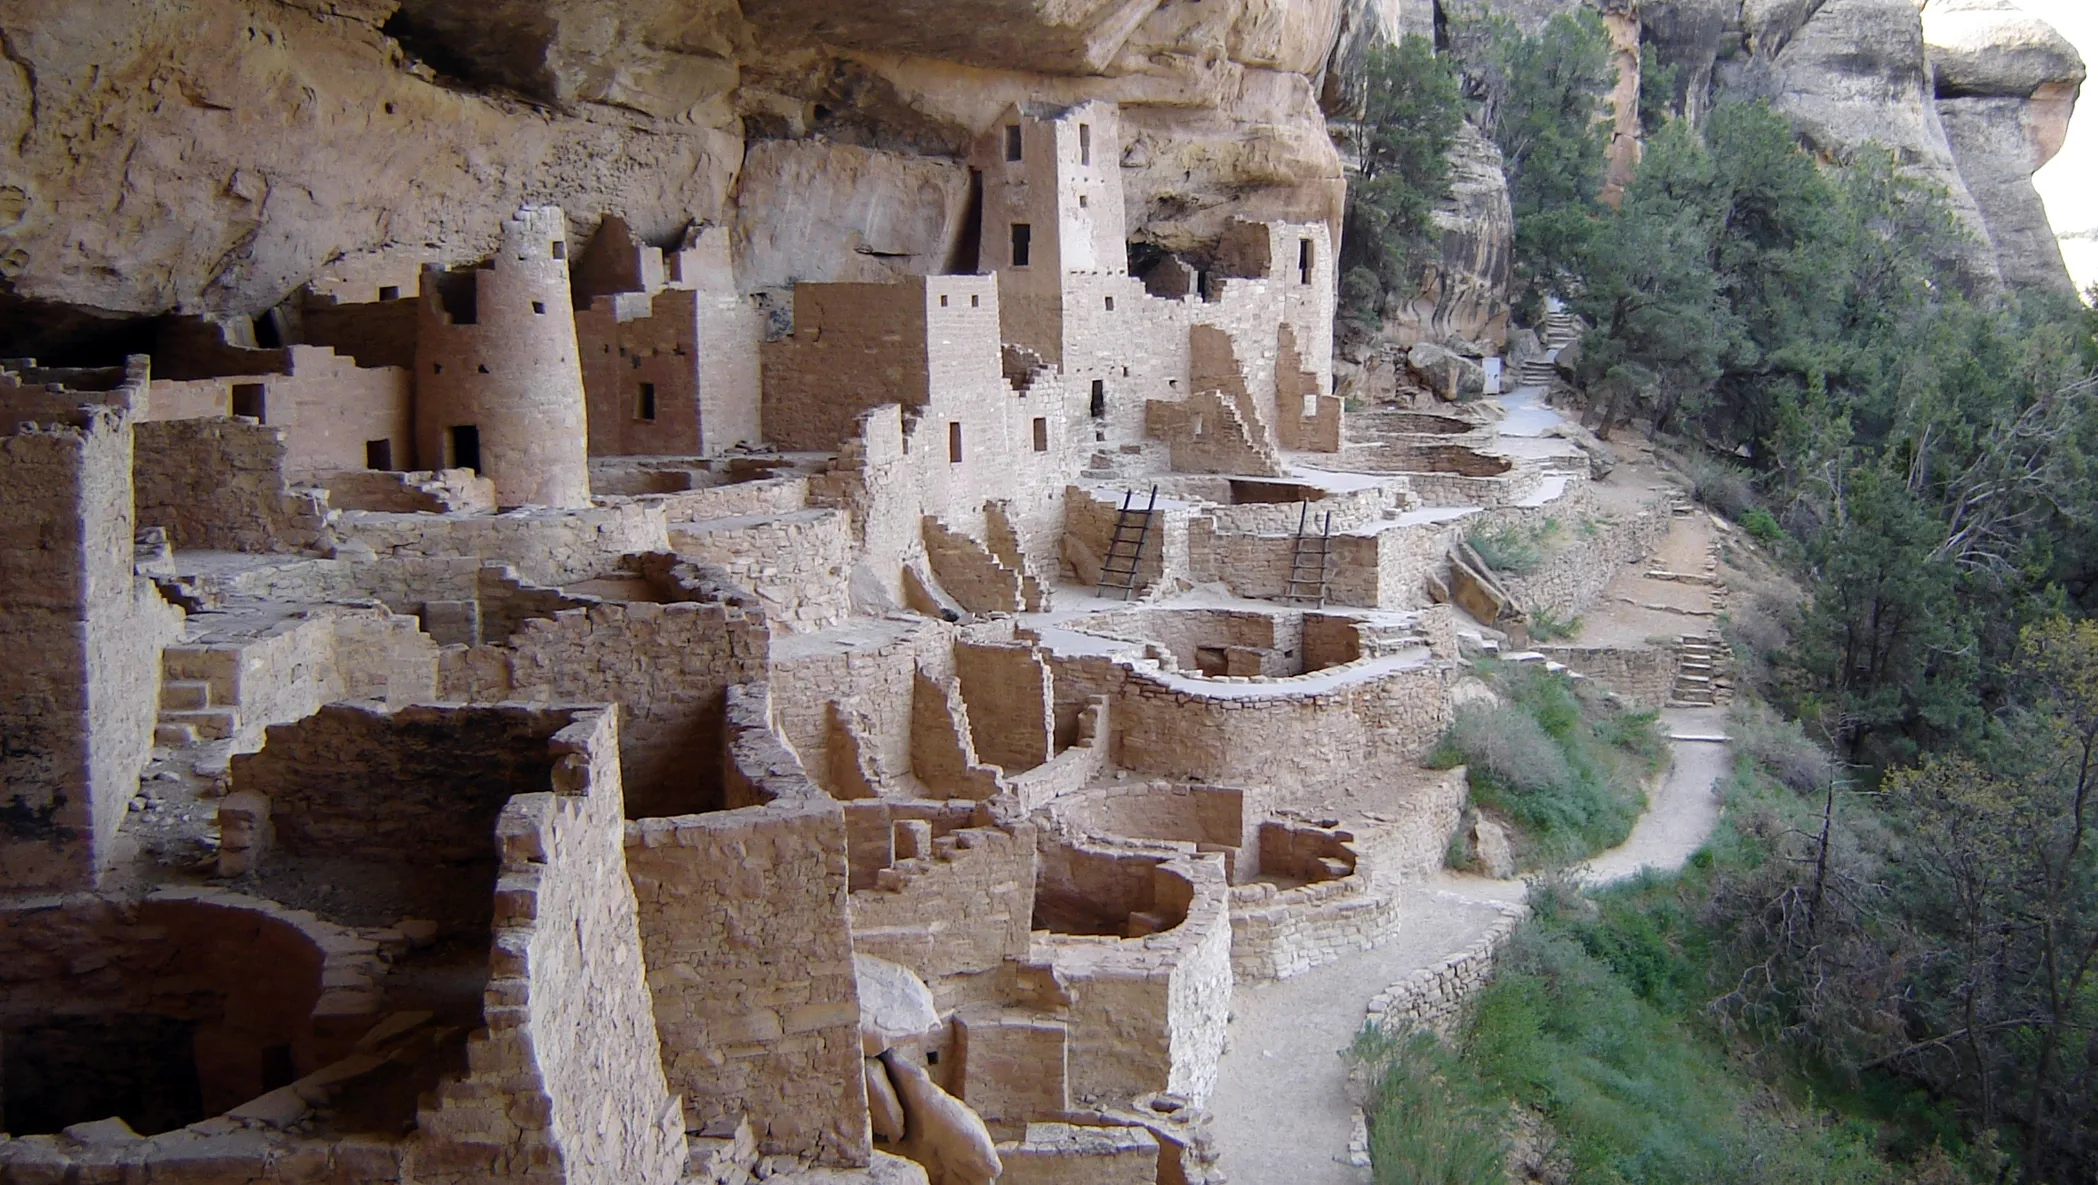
[1924,0,2086,295]
[0,0,1349,329]
[1382,124,1515,351]
[1722,0,2004,288]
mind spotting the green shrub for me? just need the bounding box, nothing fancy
[1433,667,1649,865]
[1741,506,1783,544]
[1729,700,1838,793]
[1528,604,1581,641]
[1469,526,1543,575]
[1351,1025,1509,1185]
[1682,452,1759,521]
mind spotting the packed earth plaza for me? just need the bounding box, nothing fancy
[7,86,1773,1185]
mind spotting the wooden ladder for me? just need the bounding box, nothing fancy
[1286,504,1333,606]
[1096,485,1158,601]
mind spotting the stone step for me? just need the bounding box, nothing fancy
[160,708,237,741]
[161,679,212,711]
[154,722,200,747]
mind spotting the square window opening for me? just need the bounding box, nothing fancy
[532,301,547,315]
[1010,223,1032,268]
[364,439,393,470]
[378,285,400,301]
[230,383,266,422]
[947,421,964,463]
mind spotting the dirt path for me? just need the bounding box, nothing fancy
[1208,718,1731,1182]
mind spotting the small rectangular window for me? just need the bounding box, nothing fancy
[1079,123,1092,166]
[551,241,567,260]
[1303,393,1320,418]
[532,301,547,315]
[637,382,657,422]
[449,425,481,473]
[939,293,949,307]
[378,285,400,301]
[948,421,963,463]
[1033,417,1049,452]
[1005,125,1023,162]
[1079,194,1089,209]
[365,439,393,470]
[1105,296,1115,311]
[971,294,980,308]
[1011,223,1031,268]
[1089,379,1105,420]
[231,383,266,422]
[1299,237,1314,285]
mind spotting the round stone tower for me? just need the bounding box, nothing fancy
[414,206,592,507]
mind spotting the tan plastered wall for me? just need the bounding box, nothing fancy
[413,208,593,508]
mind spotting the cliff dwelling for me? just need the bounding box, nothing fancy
[0,0,2086,1179]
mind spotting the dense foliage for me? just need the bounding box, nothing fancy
[1357,18,2098,1181]
[1338,35,1465,329]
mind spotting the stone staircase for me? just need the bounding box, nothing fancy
[1669,634,1732,708]
[155,648,240,747]
[1516,308,1585,387]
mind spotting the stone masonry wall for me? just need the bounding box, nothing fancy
[624,685,870,1165]
[439,595,770,819]
[1366,903,1525,1038]
[1,402,181,890]
[134,418,332,553]
[1534,644,1679,710]
[334,500,671,587]
[1497,496,1671,618]
[414,706,688,1185]
[670,508,852,632]
[849,821,1037,1001]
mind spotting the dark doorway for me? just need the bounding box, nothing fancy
[1011,223,1032,268]
[1090,379,1106,420]
[365,439,394,470]
[449,425,481,473]
[637,382,657,422]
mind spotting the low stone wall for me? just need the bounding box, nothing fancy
[1365,902,1526,1037]
[1045,650,1455,799]
[850,820,1037,994]
[651,473,811,522]
[1227,775,1465,982]
[671,507,852,632]
[995,1123,1160,1185]
[1496,496,1671,618]
[1533,643,1679,710]
[333,500,670,586]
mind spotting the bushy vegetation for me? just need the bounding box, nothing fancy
[1431,665,1660,865]
[1339,35,1465,328]
[1349,1026,1508,1185]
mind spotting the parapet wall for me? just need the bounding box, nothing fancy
[1366,903,1525,1037]
[334,500,672,586]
